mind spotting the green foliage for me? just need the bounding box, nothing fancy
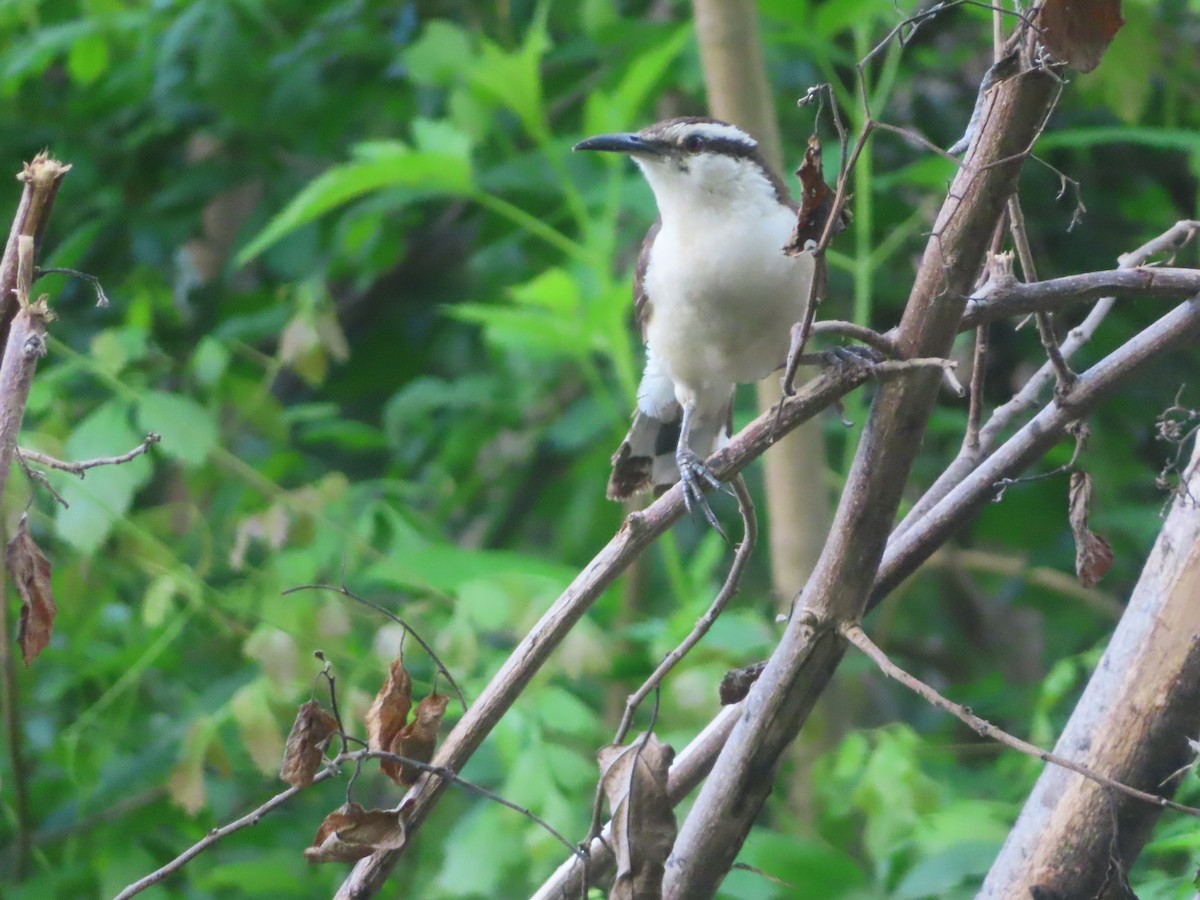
[1,0,1198,898]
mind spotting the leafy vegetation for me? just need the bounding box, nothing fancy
[1,1,1198,898]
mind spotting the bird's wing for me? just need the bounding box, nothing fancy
[633,218,661,340]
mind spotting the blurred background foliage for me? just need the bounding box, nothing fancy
[0,0,1198,897]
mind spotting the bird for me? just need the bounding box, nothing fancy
[574,117,817,526]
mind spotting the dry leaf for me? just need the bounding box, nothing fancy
[719,660,767,706]
[1038,0,1124,73]
[365,657,412,758]
[598,734,677,900]
[8,515,57,666]
[1069,470,1114,587]
[387,693,449,786]
[304,802,406,863]
[279,699,338,788]
[784,134,847,255]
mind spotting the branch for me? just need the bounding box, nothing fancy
[613,477,757,746]
[113,769,338,900]
[963,266,1200,326]
[896,220,1200,540]
[532,705,742,900]
[663,57,1061,900]
[114,746,586,900]
[0,155,69,880]
[332,357,948,898]
[874,291,1200,604]
[841,623,1200,819]
[17,432,160,477]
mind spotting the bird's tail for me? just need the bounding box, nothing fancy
[606,403,731,501]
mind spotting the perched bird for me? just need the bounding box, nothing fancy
[574,117,816,524]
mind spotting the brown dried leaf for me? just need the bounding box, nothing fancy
[598,734,677,900]
[1038,0,1124,73]
[387,692,450,786]
[784,134,847,255]
[1069,470,1114,587]
[8,516,57,666]
[279,699,338,788]
[365,657,412,755]
[719,660,767,706]
[304,802,406,863]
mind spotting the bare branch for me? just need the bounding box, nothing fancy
[332,357,948,898]
[614,477,757,747]
[875,291,1200,604]
[841,623,1200,819]
[663,57,1062,900]
[18,433,160,478]
[282,583,469,713]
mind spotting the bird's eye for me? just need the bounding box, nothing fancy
[683,134,705,153]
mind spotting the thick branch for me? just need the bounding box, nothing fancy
[333,358,942,898]
[664,63,1060,898]
[896,220,1200,541]
[963,266,1200,326]
[0,154,70,349]
[981,431,1200,897]
[874,293,1200,602]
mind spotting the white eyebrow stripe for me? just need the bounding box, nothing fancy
[654,121,757,148]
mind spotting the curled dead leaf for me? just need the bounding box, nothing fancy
[387,693,450,786]
[279,699,338,788]
[304,802,406,863]
[598,734,677,900]
[365,657,413,758]
[1069,470,1114,587]
[719,660,767,705]
[1038,0,1124,73]
[784,134,848,255]
[8,515,57,666]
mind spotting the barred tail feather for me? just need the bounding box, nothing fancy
[606,402,731,501]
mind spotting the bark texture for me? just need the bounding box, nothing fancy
[980,436,1200,899]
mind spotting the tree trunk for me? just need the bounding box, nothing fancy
[981,436,1200,899]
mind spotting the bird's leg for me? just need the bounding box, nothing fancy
[676,401,723,531]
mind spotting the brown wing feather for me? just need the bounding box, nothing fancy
[634,218,660,339]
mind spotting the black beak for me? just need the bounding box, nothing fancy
[573,132,665,155]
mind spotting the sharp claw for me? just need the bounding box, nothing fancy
[677,451,725,534]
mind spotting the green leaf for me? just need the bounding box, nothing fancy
[55,400,153,555]
[66,31,109,85]
[609,25,691,126]
[136,391,217,466]
[1038,127,1200,154]
[402,20,473,86]
[468,5,551,141]
[236,129,473,265]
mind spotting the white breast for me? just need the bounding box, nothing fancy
[642,194,814,406]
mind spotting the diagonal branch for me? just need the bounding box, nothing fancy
[663,60,1061,898]
[332,357,949,898]
[841,623,1200,818]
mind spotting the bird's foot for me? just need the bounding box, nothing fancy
[677,449,725,535]
[821,344,883,371]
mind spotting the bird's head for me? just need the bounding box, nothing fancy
[573,117,791,218]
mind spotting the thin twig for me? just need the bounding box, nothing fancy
[1009,195,1076,390]
[965,324,989,450]
[36,266,110,307]
[18,432,160,477]
[113,745,585,900]
[283,583,468,712]
[810,319,901,357]
[114,770,337,900]
[584,478,756,845]
[842,622,1200,819]
[895,221,1200,542]
[613,476,756,745]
